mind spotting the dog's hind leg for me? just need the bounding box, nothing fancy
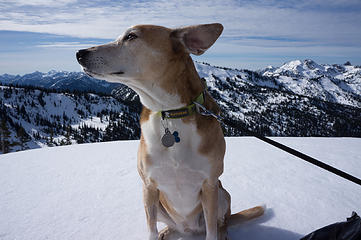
[157,192,178,240]
[227,206,265,226]
[157,201,176,228]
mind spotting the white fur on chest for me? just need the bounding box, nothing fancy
[141,113,210,217]
[128,81,185,111]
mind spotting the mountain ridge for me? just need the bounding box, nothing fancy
[0,70,121,94]
[1,59,360,107]
[0,59,360,153]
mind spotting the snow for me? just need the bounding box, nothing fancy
[0,86,134,149]
[260,59,361,107]
[195,62,240,80]
[0,137,360,240]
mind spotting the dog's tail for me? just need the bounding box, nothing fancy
[228,205,266,227]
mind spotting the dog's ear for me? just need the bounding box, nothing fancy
[171,23,223,56]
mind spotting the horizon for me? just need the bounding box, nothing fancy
[1,0,361,75]
[0,58,358,76]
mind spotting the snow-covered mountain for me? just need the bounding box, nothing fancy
[1,60,360,154]
[260,59,361,107]
[1,138,360,239]
[0,86,140,153]
[194,61,360,137]
[0,70,120,94]
[1,59,360,107]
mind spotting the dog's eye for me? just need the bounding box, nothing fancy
[124,33,137,41]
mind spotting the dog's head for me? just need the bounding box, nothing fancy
[76,23,223,109]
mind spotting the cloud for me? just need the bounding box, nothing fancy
[6,0,77,7]
[1,0,360,46]
[0,0,360,73]
[35,41,99,49]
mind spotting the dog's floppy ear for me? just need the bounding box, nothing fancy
[171,23,223,56]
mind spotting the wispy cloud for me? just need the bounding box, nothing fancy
[5,0,77,6]
[1,0,360,45]
[35,41,98,49]
[0,0,360,73]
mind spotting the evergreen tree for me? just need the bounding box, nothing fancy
[0,119,12,154]
[16,125,30,150]
[65,125,72,145]
[47,128,54,147]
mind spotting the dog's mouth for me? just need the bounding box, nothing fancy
[83,68,101,78]
[110,71,124,75]
[83,68,124,78]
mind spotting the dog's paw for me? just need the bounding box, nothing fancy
[158,227,175,240]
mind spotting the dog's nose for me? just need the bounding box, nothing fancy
[76,49,89,65]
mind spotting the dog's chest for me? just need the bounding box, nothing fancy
[141,114,211,214]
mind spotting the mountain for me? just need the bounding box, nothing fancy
[1,138,360,239]
[1,60,360,153]
[194,61,361,137]
[2,59,360,105]
[0,70,120,94]
[0,86,140,153]
[260,59,361,107]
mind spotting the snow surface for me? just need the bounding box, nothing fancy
[0,138,360,240]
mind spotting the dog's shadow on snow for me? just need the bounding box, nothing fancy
[161,208,303,240]
[228,208,303,240]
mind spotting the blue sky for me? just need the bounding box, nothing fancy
[1,0,361,74]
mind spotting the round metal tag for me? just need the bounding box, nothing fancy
[162,131,175,148]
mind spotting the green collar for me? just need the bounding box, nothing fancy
[158,92,204,119]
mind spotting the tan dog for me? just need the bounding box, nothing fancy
[76,23,264,240]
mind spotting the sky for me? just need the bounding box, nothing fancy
[1,0,361,74]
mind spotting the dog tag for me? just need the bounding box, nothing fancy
[162,128,175,147]
[173,131,180,143]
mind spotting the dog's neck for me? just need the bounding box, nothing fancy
[130,56,204,112]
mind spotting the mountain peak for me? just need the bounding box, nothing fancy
[278,59,322,72]
[286,59,303,66]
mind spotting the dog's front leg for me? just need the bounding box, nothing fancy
[143,183,159,240]
[201,180,219,240]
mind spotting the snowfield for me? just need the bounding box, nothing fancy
[0,137,360,240]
